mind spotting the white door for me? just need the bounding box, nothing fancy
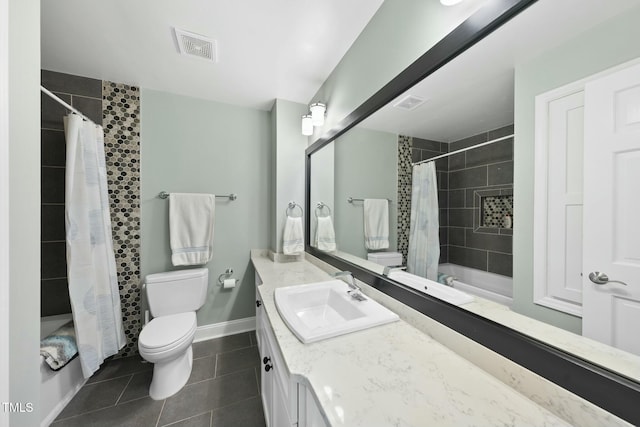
[582,61,640,355]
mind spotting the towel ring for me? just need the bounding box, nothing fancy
[286,201,303,217]
[315,202,332,218]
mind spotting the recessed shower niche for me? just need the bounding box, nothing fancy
[474,189,513,232]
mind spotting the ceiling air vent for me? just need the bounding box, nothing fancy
[174,28,217,62]
[392,95,426,111]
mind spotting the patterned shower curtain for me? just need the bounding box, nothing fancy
[64,114,125,378]
[407,161,440,280]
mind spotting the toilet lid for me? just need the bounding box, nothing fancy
[139,312,197,349]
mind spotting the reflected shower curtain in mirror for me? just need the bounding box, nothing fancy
[64,114,126,378]
[407,162,440,280]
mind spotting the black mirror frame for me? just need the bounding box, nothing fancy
[304,0,640,424]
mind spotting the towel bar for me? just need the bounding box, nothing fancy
[158,191,237,201]
[347,197,392,204]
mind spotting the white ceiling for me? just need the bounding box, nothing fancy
[359,0,639,142]
[41,0,384,110]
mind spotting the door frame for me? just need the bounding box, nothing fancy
[1,0,11,424]
[533,56,640,317]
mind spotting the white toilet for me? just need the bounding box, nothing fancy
[138,268,208,400]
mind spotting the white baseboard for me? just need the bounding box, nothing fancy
[194,317,256,342]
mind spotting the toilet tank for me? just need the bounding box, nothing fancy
[145,268,208,317]
[367,251,402,267]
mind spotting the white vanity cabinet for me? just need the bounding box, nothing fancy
[255,283,329,427]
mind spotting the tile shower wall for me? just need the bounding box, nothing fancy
[103,82,141,357]
[40,70,141,358]
[446,125,514,276]
[41,70,103,317]
[396,125,513,277]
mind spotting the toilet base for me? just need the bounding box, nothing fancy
[148,345,193,400]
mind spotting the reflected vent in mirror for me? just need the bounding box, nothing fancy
[392,95,426,111]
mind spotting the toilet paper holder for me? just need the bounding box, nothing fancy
[217,268,238,287]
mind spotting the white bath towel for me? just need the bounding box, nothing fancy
[169,193,215,266]
[315,216,336,252]
[283,216,304,255]
[364,199,390,250]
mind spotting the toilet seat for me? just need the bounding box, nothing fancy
[139,312,197,354]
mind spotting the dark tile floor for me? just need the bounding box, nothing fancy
[52,332,266,427]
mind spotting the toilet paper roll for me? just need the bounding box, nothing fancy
[223,279,236,289]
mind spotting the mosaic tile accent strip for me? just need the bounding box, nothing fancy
[103,81,141,358]
[481,195,513,229]
[397,135,413,265]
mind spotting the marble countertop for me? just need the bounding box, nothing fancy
[328,250,640,382]
[251,250,570,427]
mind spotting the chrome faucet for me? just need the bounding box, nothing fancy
[331,271,367,301]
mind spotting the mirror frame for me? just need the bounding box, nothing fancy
[304,0,640,424]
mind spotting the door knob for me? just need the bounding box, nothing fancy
[588,271,628,286]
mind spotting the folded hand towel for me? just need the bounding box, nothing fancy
[315,215,336,252]
[170,193,215,266]
[437,272,455,287]
[40,321,78,371]
[364,199,389,250]
[283,216,304,255]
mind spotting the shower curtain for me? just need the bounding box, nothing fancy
[407,161,440,280]
[64,114,125,378]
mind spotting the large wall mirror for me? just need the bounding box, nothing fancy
[306,0,640,421]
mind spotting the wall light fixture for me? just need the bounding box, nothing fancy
[301,102,327,135]
[301,114,313,136]
[309,102,326,127]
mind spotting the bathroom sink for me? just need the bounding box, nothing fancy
[388,270,474,306]
[274,279,399,344]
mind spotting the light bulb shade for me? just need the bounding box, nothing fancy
[440,0,464,5]
[301,114,313,136]
[309,102,326,127]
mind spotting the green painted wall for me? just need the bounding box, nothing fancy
[513,6,640,332]
[309,0,480,139]
[7,0,41,425]
[272,99,308,254]
[334,127,398,259]
[140,89,271,326]
[310,142,335,247]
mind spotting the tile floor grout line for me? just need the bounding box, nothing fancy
[53,400,121,423]
[214,353,218,379]
[114,374,135,405]
[192,345,251,361]
[210,394,262,413]
[216,365,261,379]
[254,366,260,395]
[158,410,212,427]
[154,398,167,427]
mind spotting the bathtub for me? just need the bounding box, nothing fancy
[40,314,86,427]
[438,263,513,306]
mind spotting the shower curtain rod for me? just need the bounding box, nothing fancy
[413,133,514,165]
[40,85,95,124]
